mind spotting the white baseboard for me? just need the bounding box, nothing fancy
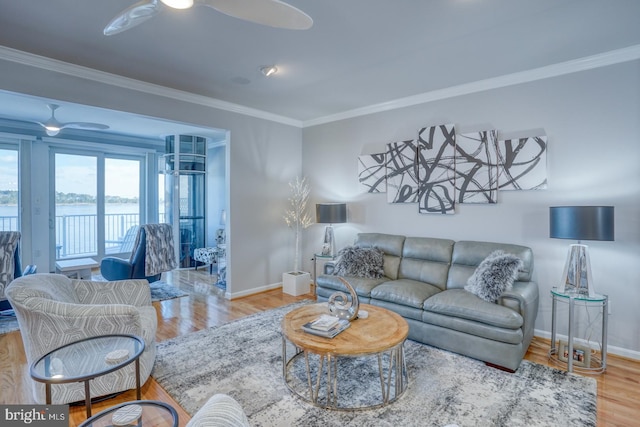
[227,282,283,300]
[534,328,640,361]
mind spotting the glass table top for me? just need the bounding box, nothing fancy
[551,287,607,302]
[31,334,144,384]
[79,400,178,427]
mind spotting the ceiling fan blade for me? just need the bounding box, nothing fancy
[198,0,312,30]
[62,122,110,131]
[104,0,164,36]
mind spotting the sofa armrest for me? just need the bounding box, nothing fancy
[100,256,133,281]
[499,280,539,334]
[73,279,152,306]
[186,394,249,427]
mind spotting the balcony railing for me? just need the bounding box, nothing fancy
[0,213,166,259]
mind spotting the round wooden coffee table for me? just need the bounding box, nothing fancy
[281,303,409,410]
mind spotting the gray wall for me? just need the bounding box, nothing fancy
[0,58,304,298]
[302,60,640,357]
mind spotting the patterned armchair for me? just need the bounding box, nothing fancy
[6,273,157,404]
[1,231,36,312]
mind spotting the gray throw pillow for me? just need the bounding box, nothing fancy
[333,246,384,279]
[465,250,523,303]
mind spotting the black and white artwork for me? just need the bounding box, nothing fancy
[358,154,387,193]
[416,124,456,214]
[497,136,548,190]
[385,140,418,203]
[386,140,420,203]
[455,130,499,203]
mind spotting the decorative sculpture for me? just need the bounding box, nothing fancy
[327,277,360,321]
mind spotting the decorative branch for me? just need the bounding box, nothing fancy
[284,176,312,272]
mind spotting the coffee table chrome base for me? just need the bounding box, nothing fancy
[282,338,407,411]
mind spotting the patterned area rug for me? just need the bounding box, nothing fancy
[153,302,597,427]
[0,280,187,335]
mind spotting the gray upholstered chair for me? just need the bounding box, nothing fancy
[6,273,157,404]
[186,394,250,427]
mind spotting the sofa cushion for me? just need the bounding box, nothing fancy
[333,246,384,278]
[371,279,441,309]
[316,274,386,298]
[424,289,523,329]
[465,251,523,302]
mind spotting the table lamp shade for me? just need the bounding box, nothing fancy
[550,206,614,241]
[316,203,347,257]
[549,206,614,296]
[316,203,347,224]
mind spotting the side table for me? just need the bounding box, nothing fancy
[30,334,145,418]
[79,400,178,427]
[312,253,335,295]
[548,288,608,374]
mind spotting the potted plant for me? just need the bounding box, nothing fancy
[282,176,313,295]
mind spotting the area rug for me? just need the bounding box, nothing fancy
[148,280,189,302]
[92,275,188,302]
[152,302,597,427]
[0,314,19,335]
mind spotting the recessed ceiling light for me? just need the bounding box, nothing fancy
[160,0,194,9]
[260,65,278,77]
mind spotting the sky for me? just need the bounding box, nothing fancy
[0,149,141,198]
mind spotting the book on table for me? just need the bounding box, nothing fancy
[302,315,351,338]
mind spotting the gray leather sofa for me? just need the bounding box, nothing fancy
[316,233,539,371]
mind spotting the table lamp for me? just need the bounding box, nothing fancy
[549,206,614,296]
[316,203,347,257]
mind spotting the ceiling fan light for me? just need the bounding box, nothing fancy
[45,126,60,136]
[260,65,278,77]
[160,0,194,9]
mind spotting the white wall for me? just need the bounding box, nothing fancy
[302,60,640,357]
[0,58,304,298]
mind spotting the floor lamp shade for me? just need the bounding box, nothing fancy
[316,203,347,256]
[550,206,614,296]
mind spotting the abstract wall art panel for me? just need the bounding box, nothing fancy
[455,130,499,204]
[416,124,456,214]
[497,136,548,190]
[385,140,420,203]
[358,153,387,193]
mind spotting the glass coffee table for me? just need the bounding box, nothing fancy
[30,334,145,418]
[79,400,178,427]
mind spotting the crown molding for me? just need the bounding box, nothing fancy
[0,46,303,128]
[2,44,639,130]
[303,44,640,128]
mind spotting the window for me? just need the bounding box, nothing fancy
[53,151,143,260]
[0,145,19,231]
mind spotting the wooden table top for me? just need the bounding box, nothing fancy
[281,303,409,356]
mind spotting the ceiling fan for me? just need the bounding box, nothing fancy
[104,0,313,36]
[37,104,110,136]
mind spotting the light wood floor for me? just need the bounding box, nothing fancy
[1,269,638,426]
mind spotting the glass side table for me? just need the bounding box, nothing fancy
[312,253,336,295]
[30,334,145,418]
[549,288,608,374]
[79,400,178,427]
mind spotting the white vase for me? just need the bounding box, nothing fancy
[282,271,311,296]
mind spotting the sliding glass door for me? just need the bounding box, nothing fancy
[0,144,19,231]
[54,151,142,260]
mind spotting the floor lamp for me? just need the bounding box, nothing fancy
[316,203,347,257]
[550,206,614,296]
